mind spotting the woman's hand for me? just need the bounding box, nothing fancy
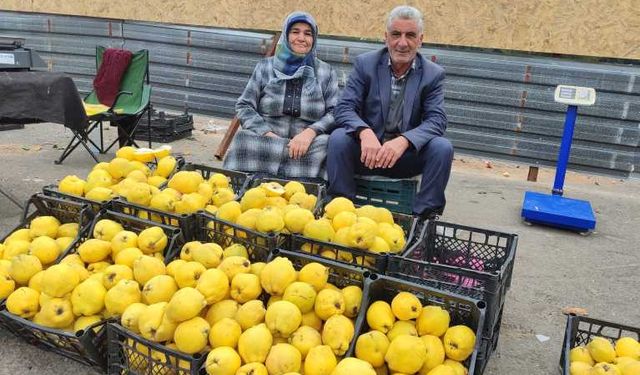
[288,128,317,159]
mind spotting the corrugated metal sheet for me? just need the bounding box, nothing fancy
[1,11,638,176]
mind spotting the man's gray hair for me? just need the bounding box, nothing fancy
[386,5,424,33]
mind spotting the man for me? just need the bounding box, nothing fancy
[326,5,453,219]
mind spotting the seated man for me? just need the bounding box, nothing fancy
[327,5,453,219]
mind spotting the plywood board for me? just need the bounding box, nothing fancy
[2,0,639,59]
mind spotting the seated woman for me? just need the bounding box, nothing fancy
[223,11,339,179]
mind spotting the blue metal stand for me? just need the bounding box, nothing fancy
[521,105,596,232]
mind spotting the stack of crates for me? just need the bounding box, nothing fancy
[133,109,194,143]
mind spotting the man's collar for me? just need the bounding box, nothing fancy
[388,57,416,79]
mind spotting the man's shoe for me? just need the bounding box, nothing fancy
[417,206,444,221]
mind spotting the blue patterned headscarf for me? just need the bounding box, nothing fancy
[273,11,318,77]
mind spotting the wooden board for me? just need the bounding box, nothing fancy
[4,0,640,59]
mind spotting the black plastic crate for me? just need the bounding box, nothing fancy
[79,209,186,262]
[354,175,418,214]
[347,274,486,374]
[319,200,421,244]
[109,197,195,241]
[248,174,326,215]
[137,109,194,130]
[288,234,389,273]
[180,163,253,198]
[194,211,284,263]
[107,322,205,375]
[134,129,192,143]
[133,109,194,143]
[0,210,184,371]
[286,205,423,273]
[392,220,517,338]
[475,303,503,375]
[0,307,110,371]
[0,194,93,260]
[560,314,640,375]
[42,184,113,214]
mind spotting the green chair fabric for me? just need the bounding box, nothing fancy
[56,46,152,164]
[84,46,149,115]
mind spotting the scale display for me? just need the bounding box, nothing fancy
[554,85,596,106]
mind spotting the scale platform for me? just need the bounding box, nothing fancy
[521,191,596,232]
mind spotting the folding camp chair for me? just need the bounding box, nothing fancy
[55,46,152,164]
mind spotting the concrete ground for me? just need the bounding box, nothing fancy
[0,115,638,375]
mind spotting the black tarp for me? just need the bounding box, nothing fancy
[0,71,87,131]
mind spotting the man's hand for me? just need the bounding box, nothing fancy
[375,136,410,168]
[359,128,382,169]
[288,128,317,159]
[264,131,280,138]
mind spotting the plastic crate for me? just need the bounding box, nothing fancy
[286,205,423,273]
[193,211,285,263]
[392,220,517,339]
[248,174,326,215]
[133,109,194,143]
[0,193,93,260]
[474,303,503,375]
[42,184,112,214]
[560,314,640,375]
[134,129,192,143]
[109,197,195,241]
[83,209,186,262]
[354,175,419,214]
[180,163,253,198]
[107,322,205,375]
[347,274,487,374]
[0,308,111,371]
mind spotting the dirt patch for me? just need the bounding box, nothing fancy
[452,156,623,188]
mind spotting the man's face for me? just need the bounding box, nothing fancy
[385,18,423,65]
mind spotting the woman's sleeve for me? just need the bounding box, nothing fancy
[235,61,271,136]
[308,65,339,135]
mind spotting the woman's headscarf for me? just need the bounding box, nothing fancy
[273,11,318,77]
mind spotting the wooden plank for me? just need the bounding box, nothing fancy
[214,31,281,160]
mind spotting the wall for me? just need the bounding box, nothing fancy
[1,0,640,60]
[2,11,639,177]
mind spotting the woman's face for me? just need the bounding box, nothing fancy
[288,22,313,54]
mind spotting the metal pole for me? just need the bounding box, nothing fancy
[552,105,578,196]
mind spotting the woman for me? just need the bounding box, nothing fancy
[223,11,339,179]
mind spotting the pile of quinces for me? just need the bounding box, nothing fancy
[354,292,476,375]
[291,197,408,267]
[57,145,179,204]
[112,241,365,375]
[570,335,640,375]
[2,218,170,333]
[1,215,80,300]
[210,181,318,236]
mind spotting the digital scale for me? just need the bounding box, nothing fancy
[521,85,597,233]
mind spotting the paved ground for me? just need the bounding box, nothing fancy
[0,116,638,375]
